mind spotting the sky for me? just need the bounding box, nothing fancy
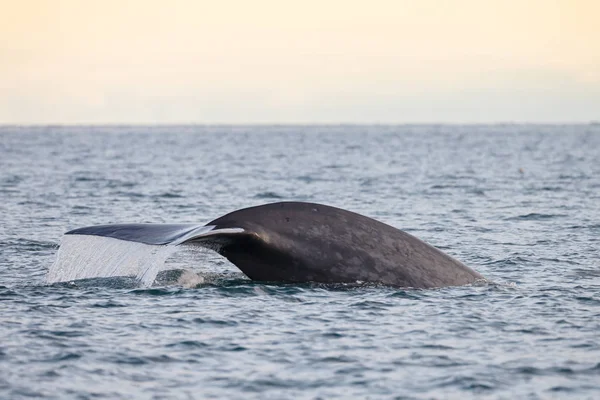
[1,0,599,124]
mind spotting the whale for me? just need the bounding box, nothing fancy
[66,202,484,288]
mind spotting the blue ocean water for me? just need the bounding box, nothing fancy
[1,125,599,399]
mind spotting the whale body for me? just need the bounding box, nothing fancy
[66,202,484,288]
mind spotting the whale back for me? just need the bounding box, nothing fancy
[193,202,483,288]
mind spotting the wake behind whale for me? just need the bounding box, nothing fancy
[48,202,485,288]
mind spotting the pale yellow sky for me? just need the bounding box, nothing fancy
[1,0,599,123]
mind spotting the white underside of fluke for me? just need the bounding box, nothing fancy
[170,225,245,245]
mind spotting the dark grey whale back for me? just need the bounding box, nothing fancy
[200,202,483,288]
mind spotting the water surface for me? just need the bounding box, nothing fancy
[1,125,599,399]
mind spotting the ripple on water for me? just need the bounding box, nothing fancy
[254,191,285,199]
[505,213,567,221]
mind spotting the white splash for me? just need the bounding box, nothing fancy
[47,234,179,287]
[175,269,206,288]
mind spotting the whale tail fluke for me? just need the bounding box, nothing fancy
[66,223,245,247]
[49,224,247,286]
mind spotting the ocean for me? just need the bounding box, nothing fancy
[1,125,599,399]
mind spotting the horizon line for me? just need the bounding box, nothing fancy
[1,121,599,127]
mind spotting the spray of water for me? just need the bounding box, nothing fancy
[47,234,179,287]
